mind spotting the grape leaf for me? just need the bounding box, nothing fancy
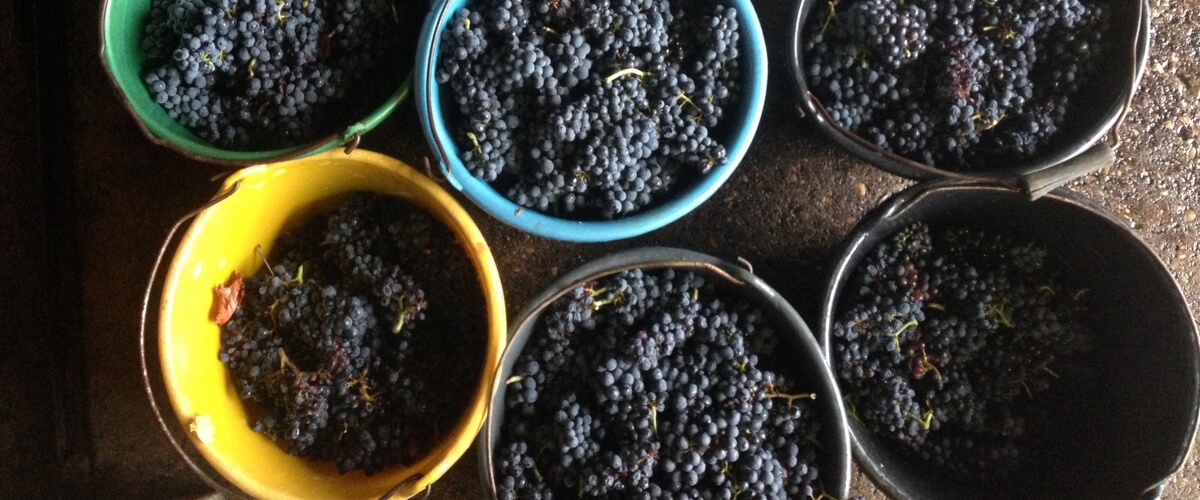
[212,270,245,325]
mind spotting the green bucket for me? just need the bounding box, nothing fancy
[100,0,414,166]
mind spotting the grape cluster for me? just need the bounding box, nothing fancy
[803,0,1110,170]
[831,222,1092,479]
[437,0,743,220]
[219,192,487,474]
[496,269,828,499]
[141,0,415,150]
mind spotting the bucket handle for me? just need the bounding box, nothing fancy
[139,180,246,498]
[419,0,465,192]
[377,474,430,500]
[1142,482,1166,500]
[1016,0,1145,200]
[138,180,429,500]
[1017,141,1115,200]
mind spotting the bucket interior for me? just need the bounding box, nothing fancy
[101,0,415,163]
[482,250,852,499]
[415,0,769,241]
[824,184,1200,499]
[789,0,1150,180]
[158,151,505,499]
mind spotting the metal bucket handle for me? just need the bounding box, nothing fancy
[419,0,464,192]
[479,247,854,500]
[137,180,428,500]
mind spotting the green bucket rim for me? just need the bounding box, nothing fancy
[99,0,414,166]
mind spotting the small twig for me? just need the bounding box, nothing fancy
[605,67,646,85]
[467,132,482,154]
[905,409,934,430]
[255,245,275,277]
[889,318,918,350]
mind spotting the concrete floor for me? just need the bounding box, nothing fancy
[21,0,1200,497]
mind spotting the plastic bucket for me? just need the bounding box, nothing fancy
[152,150,506,499]
[479,247,852,498]
[818,180,1200,499]
[415,0,769,242]
[100,0,416,166]
[787,0,1152,198]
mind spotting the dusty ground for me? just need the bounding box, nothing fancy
[27,0,1200,497]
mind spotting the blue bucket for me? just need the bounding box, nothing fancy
[415,0,768,242]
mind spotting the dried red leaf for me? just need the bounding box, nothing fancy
[212,270,245,326]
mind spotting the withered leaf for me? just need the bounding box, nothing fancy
[212,270,245,326]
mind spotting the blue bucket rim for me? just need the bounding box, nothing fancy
[415,0,769,242]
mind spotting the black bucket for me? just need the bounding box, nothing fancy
[479,247,852,499]
[818,180,1200,499]
[787,0,1152,198]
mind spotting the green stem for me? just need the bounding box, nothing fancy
[889,318,918,350]
[819,0,839,35]
[392,295,411,333]
[605,67,646,85]
[287,264,304,285]
[591,290,624,311]
[985,300,1014,327]
[466,132,482,154]
[905,409,934,430]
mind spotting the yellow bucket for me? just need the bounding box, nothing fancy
[156,149,505,499]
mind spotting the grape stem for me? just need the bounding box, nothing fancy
[347,367,375,401]
[288,265,304,285]
[720,462,741,500]
[765,384,817,407]
[904,409,934,430]
[819,0,839,35]
[605,67,647,85]
[676,92,700,111]
[650,403,659,437]
[889,318,919,350]
[919,345,942,380]
[591,290,625,311]
[467,132,482,154]
[278,347,299,375]
[985,300,1014,327]
[393,295,411,333]
[1040,365,1059,378]
[1013,378,1033,398]
[255,244,275,277]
